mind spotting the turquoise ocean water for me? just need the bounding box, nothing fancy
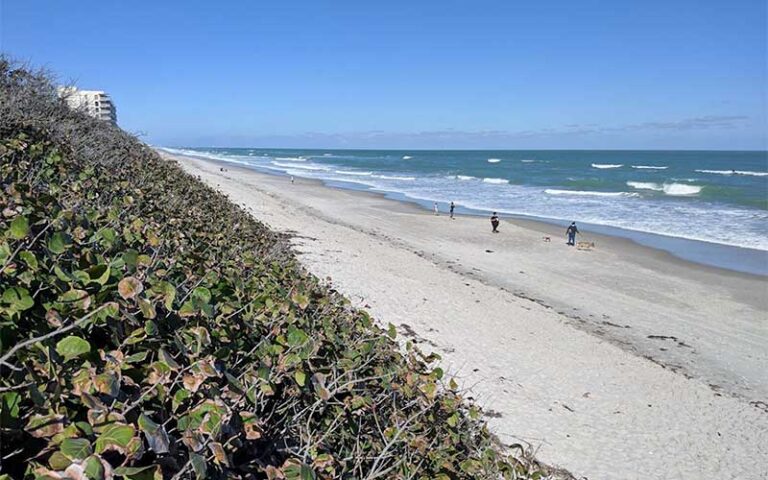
[163,148,768,274]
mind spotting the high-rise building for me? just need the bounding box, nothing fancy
[58,87,117,124]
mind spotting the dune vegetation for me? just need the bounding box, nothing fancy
[0,59,560,480]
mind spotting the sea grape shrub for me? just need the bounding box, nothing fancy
[0,59,559,480]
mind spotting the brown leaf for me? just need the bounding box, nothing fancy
[118,276,143,300]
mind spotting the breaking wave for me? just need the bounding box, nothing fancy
[627,181,663,191]
[591,163,623,169]
[483,177,509,184]
[545,189,638,197]
[662,183,702,196]
[696,169,768,177]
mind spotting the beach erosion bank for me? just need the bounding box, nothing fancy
[166,152,768,479]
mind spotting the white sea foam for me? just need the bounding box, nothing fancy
[521,159,536,163]
[487,158,502,163]
[591,163,624,169]
[631,165,668,170]
[483,177,509,184]
[545,189,638,197]
[274,156,307,162]
[335,170,373,176]
[272,162,329,171]
[662,183,702,196]
[627,181,663,191]
[372,174,416,181]
[402,155,413,160]
[695,169,768,177]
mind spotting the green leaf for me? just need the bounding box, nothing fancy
[144,320,159,336]
[191,287,211,304]
[294,370,307,387]
[55,336,91,360]
[83,455,106,479]
[9,216,29,239]
[87,264,111,285]
[125,351,149,364]
[48,451,71,470]
[60,438,92,460]
[18,250,38,269]
[0,392,20,428]
[387,323,397,339]
[284,461,315,480]
[191,453,207,480]
[286,327,308,347]
[94,423,135,454]
[2,287,33,312]
[59,289,91,310]
[99,227,117,244]
[113,465,159,480]
[138,413,170,454]
[47,232,68,254]
[113,465,157,476]
[446,412,460,428]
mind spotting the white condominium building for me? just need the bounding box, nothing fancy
[58,87,118,124]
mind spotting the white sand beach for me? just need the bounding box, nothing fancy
[168,152,768,480]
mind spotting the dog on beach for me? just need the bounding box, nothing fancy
[542,236,551,242]
[577,241,595,250]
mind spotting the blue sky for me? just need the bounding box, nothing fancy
[1,0,766,149]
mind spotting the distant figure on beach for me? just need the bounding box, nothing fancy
[434,202,439,215]
[566,222,579,245]
[290,176,295,184]
[449,201,455,219]
[490,212,500,233]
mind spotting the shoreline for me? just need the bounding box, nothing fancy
[162,148,768,276]
[166,151,768,479]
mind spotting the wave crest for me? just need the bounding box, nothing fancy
[591,163,623,169]
[545,189,638,197]
[335,170,373,176]
[696,169,768,177]
[627,181,663,191]
[662,183,702,196]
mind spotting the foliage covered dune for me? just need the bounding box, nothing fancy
[0,60,562,480]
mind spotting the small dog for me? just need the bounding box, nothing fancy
[542,236,551,242]
[577,241,595,250]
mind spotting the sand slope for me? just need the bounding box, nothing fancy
[171,153,768,480]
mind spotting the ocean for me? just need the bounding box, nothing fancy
[163,147,768,274]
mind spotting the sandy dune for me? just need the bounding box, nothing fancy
[169,152,768,480]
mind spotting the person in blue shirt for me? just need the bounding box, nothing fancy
[566,222,579,246]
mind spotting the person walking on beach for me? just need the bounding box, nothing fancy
[449,201,455,219]
[434,202,439,215]
[490,212,500,233]
[566,221,579,245]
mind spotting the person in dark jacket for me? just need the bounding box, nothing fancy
[566,222,579,245]
[490,212,500,233]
